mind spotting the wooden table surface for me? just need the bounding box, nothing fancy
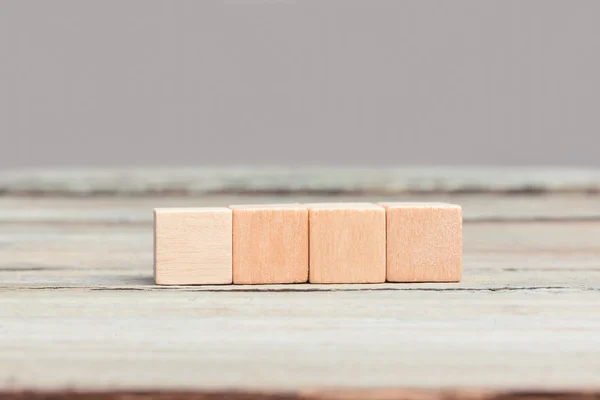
[1,167,599,399]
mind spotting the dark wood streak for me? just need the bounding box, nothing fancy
[1,390,600,400]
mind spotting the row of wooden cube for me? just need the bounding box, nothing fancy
[154,202,462,285]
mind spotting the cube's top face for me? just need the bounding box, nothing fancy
[306,203,383,211]
[229,203,306,210]
[378,202,461,210]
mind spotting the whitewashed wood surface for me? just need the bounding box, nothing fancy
[1,168,599,392]
[1,166,599,195]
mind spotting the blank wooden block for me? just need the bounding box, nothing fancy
[308,203,386,284]
[154,207,232,285]
[230,204,309,284]
[379,202,462,282]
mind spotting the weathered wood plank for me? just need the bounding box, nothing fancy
[1,167,599,195]
[1,269,597,291]
[1,194,600,224]
[1,191,599,392]
[1,289,599,391]
[2,390,600,400]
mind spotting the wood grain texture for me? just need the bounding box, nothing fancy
[154,208,232,285]
[308,203,385,284]
[1,191,600,392]
[231,204,308,284]
[1,167,599,195]
[380,203,462,282]
[2,288,600,391]
[1,194,600,225]
[2,390,600,400]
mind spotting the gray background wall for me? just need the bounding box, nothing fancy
[1,0,598,168]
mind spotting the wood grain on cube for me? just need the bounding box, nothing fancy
[230,204,308,284]
[154,207,232,285]
[308,203,386,284]
[379,202,462,282]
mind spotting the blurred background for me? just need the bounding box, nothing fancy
[1,0,599,169]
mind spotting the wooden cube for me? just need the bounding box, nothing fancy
[230,204,308,284]
[379,202,462,282]
[154,207,232,285]
[308,203,386,284]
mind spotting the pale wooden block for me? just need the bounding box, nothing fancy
[154,207,232,285]
[379,202,462,282]
[308,203,386,284]
[230,204,308,284]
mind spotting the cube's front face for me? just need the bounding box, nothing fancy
[154,209,233,285]
[232,207,309,284]
[386,206,462,282]
[309,208,386,284]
